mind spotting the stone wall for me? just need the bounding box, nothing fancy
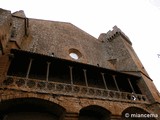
[0,90,159,119]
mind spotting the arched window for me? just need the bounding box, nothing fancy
[69,48,82,60]
[0,98,66,120]
[79,105,111,120]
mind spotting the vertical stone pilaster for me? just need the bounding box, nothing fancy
[64,112,79,120]
[110,115,122,120]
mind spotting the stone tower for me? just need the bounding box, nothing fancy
[0,8,159,120]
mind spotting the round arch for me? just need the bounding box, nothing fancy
[79,105,111,120]
[0,97,66,120]
[122,107,157,120]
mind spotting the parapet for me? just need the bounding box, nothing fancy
[106,26,132,45]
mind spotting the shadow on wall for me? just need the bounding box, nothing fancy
[0,98,66,120]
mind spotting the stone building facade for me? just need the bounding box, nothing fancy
[0,8,160,120]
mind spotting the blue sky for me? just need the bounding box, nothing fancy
[1,0,160,92]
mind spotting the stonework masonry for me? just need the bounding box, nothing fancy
[0,8,160,120]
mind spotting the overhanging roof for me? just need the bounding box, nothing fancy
[10,49,141,79]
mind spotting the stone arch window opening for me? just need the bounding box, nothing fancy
[69,48,82,60]
[70,52,79,60]
[79,105,111,120]
[0,98,66,120]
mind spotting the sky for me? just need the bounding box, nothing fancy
[1,0,160,92]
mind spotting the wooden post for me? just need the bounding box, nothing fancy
[127,78,135,93]
[46,62,51,82]
[26,58,33,79]
[69,66,73,85]
[101,73,108,90]
[112,75,120,91]
[83,69,88,88]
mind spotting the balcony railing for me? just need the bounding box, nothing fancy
[1,76,148,103]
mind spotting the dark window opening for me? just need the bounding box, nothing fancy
[79,105,111,120]
[130,78,142,94]
[48,62,70,84]
[79,110,104,120]
[7,57,29,77]
[87,68,105,89]
[72,67,86,86]
[3,112,58,120]
[104,74,117,91]
[115,75,132,92]
[0,98,66,120]
[29,60,47,80]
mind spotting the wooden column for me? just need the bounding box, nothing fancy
[46,62,50,82]
[128,78,135,93]
[69,66,73,85]
[83,69,88,88]
[26,58,33,79]
[101,73,108,90]
[112,75,120,91]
